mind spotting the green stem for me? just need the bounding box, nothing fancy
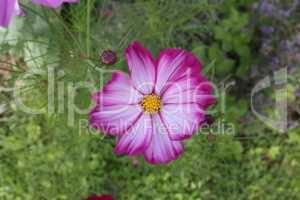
[51,10,83,54]
[20,3,47,22]
[86,0,91,57]
[0,66,22,73]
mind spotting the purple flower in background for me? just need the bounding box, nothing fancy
[295,34,300,46]
[0,0,79,28]
[260,26,275,35]
[295,88,300,97]
[257,0,299,18]
[258,0,276,16]
[281,0,299,17]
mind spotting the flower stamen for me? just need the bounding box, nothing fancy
[141,94,161,114]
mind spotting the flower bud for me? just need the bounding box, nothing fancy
[100,50,118,65]
[203,114,214,126]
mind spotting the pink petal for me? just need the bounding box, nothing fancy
[0,0,20,28]
[161,76,213,97]
[14,1,25,16]
[162,76,216,109]
[31,0,79,8]
[160,76,215,140]
[160,103,205,140]
[125,42,156,94]
[155,48,202,94]
[90,104,142,136]
[114,114,153,156]
[92,71,142,106]
[90,71,143,136]
[144,115,184,164]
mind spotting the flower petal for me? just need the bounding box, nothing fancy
[125,41,156,94]
[31,0,79,8]
[144,115,184,164]
[0,0,18,28]
[92,71,142,106]
[89,69,143,137]
[160,103,205,140]
[160,75,216,140]
[14,1,25,16]
[162,76,216,109]
[155,48,202,94]
[114,114,152,156]
[90,104,142,136]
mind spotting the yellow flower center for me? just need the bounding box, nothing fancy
[141,94,161,114]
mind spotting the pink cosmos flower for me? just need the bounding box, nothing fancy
[86,194,115,200]
[0,0,79,28]
[90,42,216,164]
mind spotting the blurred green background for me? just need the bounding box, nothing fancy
[0,0,300,199]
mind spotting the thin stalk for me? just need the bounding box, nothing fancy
[0,67,21,73]
[86,0,91,57]
[20,3,48,22]
[51,10,83,53]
